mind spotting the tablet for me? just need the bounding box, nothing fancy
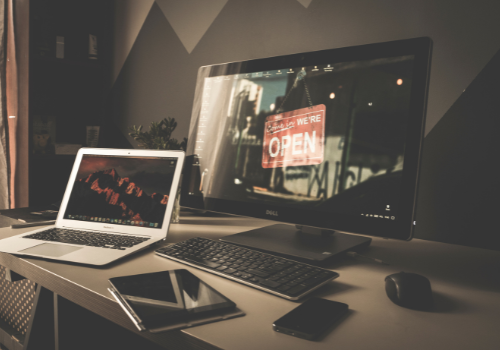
[109,269,237,329]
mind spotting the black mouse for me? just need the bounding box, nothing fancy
[385,272,433,310]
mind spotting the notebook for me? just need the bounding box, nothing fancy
[0,148,185,265]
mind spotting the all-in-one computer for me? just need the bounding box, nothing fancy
[156,37,432,299]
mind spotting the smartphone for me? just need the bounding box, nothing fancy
[273,297,348,340]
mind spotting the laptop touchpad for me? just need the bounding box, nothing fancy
[20,243,83,257]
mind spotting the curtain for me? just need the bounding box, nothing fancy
[0,0,9,209]
[0,0,19,209]
[6,0,17,208]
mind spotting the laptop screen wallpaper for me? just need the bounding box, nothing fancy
[63,155,178,229]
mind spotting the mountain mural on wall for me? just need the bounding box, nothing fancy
[65,168,168,224]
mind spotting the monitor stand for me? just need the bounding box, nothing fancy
[220,224,371,263]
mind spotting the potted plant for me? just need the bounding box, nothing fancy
[128,117,187,151]
[129,117,187,222]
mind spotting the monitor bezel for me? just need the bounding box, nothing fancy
[181,37,432,241]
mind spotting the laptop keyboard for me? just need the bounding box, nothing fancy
[23,228,150,250]
[156,237,339,300]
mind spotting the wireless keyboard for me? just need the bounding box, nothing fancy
[155,237,339,300]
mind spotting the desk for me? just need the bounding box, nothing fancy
[1,212,500,350]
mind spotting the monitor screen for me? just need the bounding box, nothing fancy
[182,37,432,241]
[63,155,178,229]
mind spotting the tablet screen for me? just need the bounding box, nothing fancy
[109,269,236,325]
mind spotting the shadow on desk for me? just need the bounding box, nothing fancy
[315,241,500,316]
[179,218,259,227]
[359,241,500,295]
[432,292,464,313]
[313,281,359,299]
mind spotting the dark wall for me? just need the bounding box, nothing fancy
[110,0,500,250]
[415,49,500,250]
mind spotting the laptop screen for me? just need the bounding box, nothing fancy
[63,155,178,229]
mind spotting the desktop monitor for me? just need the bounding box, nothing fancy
[181,37,432,261]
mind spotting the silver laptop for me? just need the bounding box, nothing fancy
[0,148,185,265]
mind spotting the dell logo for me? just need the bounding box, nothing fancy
[266,210,278,216]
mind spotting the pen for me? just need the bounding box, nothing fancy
[10,220,56,229]
[108,288,146,331]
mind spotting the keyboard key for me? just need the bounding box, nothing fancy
[246,269,270,278]
[287,284,309,296]
[260,279,282,288]
[184,255,221,268]
[277,285,291,292]
[302,277,322,286]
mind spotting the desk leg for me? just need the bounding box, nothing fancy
[23,286,55,350]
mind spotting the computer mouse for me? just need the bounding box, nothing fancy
[385,272,433,310]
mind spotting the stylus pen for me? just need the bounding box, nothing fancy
[11,220,56,229]
[108,288,146,332]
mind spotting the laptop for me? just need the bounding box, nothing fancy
[0,148,185,265]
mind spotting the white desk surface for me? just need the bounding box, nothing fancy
[1,212,499,350]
